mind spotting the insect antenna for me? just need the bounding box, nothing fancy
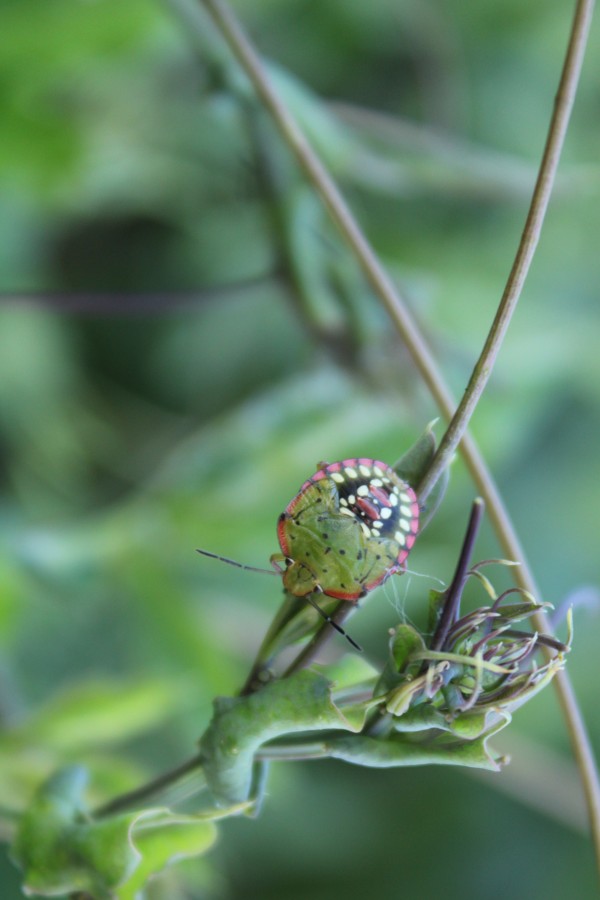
[196,549,278,576]
[303,593,362,652]
[197,550,361,650]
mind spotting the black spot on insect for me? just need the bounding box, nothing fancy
[324,547,332,555]
[376,554,381,560]
[357,550,363,560]
[339,549,346,555]
[321,533,329,539]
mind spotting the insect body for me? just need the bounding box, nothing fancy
[197,457,419,650]
[273,458,419,601]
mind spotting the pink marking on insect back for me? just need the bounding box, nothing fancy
[356,496,380,521]
[369,485,392,507]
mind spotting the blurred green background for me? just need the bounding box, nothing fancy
[1,0,599,897]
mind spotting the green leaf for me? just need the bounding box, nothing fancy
[10,767,138,898]
[5,678,185,753]
[10,768,232,898]
[389,704,451,733]
[325,710,508,771]
[390,705,495,739]
[427,587,447,635]
[374,624,426,699]
[393,421,449,527]
[199,670,367,806]
[393,420,438,486]
[420,462,450,529]
[114,813,218,900]
[317,652,380,691]
[389,624,426,674]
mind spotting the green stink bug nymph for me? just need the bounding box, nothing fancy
[198,457,419,649]
[273,458,419,601]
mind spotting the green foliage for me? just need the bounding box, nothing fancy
[0,0,598,897]
[11,767,139,898]
[10,767,220,898]
[393,420,449,526]
[200,670,366,806]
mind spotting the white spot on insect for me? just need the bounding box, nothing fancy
[370,478,383,487]
[344,467,358,479]
[380,507,392,520]
[389,493,399,506]
[399,518,410,532]
[400,504,413,517]
[357,484,369,497]
[359,464,371,478]
[331,472,345,483]
[395,530,407,545]
[340,497,348,506]
[340,507,355,518]
[347,494,356,505]
[373,520,384,529]
[361,522,371,537]
[373,466,384,477]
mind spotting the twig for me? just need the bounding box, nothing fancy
[429,498,484,652]
[282,603,355,678]
[94,753,204,818]
[417,0,595,501]
[200,0,600,872]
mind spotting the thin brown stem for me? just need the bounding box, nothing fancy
[417,0,596,501]
[200,0,600,872]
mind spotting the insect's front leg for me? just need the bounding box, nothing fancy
[270,553,287,575]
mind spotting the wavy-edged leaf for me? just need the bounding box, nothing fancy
[10,767,242,898]
[199,670,367,806]
[325,711,508,772]
[10,767,138,899]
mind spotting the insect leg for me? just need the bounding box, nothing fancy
[303,593,362,651]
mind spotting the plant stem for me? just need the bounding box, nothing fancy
[282,603,355,678]
[94,753,205,818]
[418,0,595,501]
[429,498,484,652]
[200,0,600,872]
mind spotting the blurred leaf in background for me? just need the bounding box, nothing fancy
[0,0,599,897]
